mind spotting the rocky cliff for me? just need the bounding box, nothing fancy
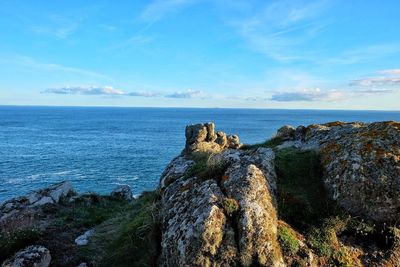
[1,121,400,267]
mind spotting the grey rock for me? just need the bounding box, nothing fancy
[227,135,241,149]
[222,163,284,267]
[160,177,238,266]
[276,125,296,140]
[111,185,132,201]
[1,245,51,267]
[32,197,54,207]
[160,156,195,188]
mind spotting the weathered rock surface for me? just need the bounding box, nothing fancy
[0,181,75,233]
[160,178,237,266]
[184,122,242,154]
[110,185,133,201]
[75,229,94,246]
[1,245,51,267]
[277,121,400,222]
[160,123,284,266]
[223,163,284,266]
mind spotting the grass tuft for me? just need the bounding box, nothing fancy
[221,197,239,217]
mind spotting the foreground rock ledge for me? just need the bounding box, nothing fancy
[159,121,400,266]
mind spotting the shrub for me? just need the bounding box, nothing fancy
[278,225,300,256]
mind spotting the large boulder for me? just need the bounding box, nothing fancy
[222,163,284,266]
[160,178,238,266]
[279,121,400,222]
[1,245,51,267]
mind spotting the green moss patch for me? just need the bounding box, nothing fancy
[184,152,228,182]
[277,225,300,256]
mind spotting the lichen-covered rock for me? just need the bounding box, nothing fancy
[222,163,284,267]
[278,121,400,222]
[184,122,241,154]
[1,245,51,267]
[159,156,194,188]
[160,178,238,266]
[110,185,132,201]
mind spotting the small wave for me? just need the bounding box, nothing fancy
[115,176,139,182]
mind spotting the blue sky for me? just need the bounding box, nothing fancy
[1,0,400,109]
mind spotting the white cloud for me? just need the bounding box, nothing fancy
[44,86,125,95]
[271,88,345,102]
[165,90,204,99]
[350,68,400,87]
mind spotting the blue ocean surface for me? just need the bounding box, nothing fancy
[1,106,400,202]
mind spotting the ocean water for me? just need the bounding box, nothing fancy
[1,106,400,202]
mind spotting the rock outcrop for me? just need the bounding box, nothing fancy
[184,122,242,154]
[160,123,284,266]
[278,121,400,222]
[0,181,75,233]
[1,246,51,267]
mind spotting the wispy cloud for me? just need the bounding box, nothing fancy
[44,86,125,95]
[139,0,194,23]
[225,0,330,62]
[30,14,80,39]
[44,86,204,99]
[1,55,107,79]
[326,44,400,65]
[270,88,345,102]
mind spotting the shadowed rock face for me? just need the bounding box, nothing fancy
[1,245,51,267]
[279,121,400,223]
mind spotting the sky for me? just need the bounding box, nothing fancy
[0,0,400,110]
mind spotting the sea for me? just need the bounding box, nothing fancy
[1,106,400,202]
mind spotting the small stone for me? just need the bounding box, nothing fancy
[75,229,94,246]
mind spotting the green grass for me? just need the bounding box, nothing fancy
[241,137,283,150]
[274,148,331,228]
[53,194,135,229]
[80,190,162,267]
[277,225,300,256]
[0,229,42,262]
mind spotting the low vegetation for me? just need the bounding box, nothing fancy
[277,225,300,256]
[0,229,42,262]
[80,190,162,267]
[221,197,239,217]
